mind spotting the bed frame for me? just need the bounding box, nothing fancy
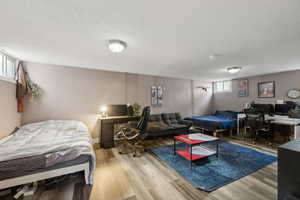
[193,126,234,137]
[0,162,90,190]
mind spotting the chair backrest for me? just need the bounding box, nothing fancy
[251,103,274,115]
[137,106,151,133]
[244,109,265,130]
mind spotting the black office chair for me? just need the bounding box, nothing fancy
[244,109,273,145]
[115,106,151,157]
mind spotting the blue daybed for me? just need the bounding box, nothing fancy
[185,111,239,133]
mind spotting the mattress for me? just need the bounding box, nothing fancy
[185,111,238,131]
[0,120,96,183]
[0,154,91,181]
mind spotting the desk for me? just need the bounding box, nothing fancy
[265,115,300,139]
[237,113,246,135]
[99,116,139,148]
[237,114,300,140]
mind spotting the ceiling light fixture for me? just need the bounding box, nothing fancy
[209,55,215,60]
[209,54,221,60]
[108,39,127,53]
[227,66,242,74]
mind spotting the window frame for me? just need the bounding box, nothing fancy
[213,80,232,93]
[0,51,17,83]
[223,80,232,92]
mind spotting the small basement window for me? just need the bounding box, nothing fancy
[0,51,17,81]
[213,80,232,93]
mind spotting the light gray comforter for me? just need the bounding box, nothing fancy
[0,120,96,182]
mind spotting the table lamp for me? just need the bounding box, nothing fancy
[100,105,108,118]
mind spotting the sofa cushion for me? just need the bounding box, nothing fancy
[175,113,182,121]
[162,113,179,125]
[146,112,190,136]
[147,121,169,133]
[169,124,187,129]
[149,114,163,122]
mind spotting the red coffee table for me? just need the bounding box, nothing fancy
[173,133,219,167]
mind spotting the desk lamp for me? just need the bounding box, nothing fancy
[100,105,108,118]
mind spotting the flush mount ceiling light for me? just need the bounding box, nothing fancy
[227,66,242,74]
[108,39,127,53]
[209,54,221,60]
[209,55,216,60]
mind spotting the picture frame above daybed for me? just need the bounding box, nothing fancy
[258,81,275,98]
[238,79,249,97]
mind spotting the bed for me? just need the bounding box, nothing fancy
[185,111,239,134]
[0,120,96,190]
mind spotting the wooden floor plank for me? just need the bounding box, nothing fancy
[90,138,278,200]
[1,137,276,200]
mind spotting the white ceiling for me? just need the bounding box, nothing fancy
[1,0,300,81]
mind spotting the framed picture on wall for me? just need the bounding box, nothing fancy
[151,86,158,106]
[157,86,163,106]
[238,79,249,97]
[258,81,275,98]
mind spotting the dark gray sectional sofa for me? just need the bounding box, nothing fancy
[146,113,192,137]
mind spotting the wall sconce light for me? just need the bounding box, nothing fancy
[196,86,210,92]
[99,105,108,118]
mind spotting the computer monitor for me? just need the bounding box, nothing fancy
[252,103,275,115]
[275,104,290,115]
[107,104,128,116]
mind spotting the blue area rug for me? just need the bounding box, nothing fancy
[151,141,277,192]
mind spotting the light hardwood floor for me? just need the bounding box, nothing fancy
[90,138,277,200]
[1,138,277,200]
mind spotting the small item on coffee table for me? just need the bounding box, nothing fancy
[191,146,216,156]
[188,133,218,141]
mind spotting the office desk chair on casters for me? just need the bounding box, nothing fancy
[115,106,151,157]
[244,109,273,146]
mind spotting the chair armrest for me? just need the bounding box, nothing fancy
[265,119,274,124]
[127,120,138,128]
[119,127,140,140]
[118,120,138,129]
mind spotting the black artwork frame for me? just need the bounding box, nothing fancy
[258,81,275,98]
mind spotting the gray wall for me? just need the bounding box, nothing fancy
[22,62,212,138]
[193,80,213,115]
[0,79,21,139]
[2,61,298,140]
[125,73,193,116]
[212,70,300,112]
